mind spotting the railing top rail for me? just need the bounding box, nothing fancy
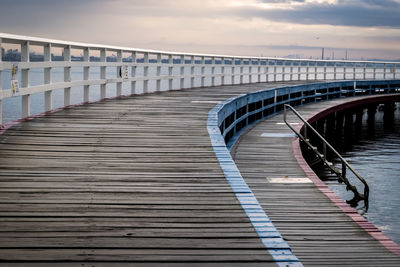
[1,32,400,65]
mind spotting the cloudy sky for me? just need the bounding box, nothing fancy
[1,0,400,60]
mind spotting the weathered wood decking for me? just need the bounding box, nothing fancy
[0,82,305,266]
[1,82,400,266]
[232,96,400,266]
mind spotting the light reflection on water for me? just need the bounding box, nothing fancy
[319,103,400,245]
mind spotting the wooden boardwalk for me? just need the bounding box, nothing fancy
[0,81,306,266]
[232,96,400,266]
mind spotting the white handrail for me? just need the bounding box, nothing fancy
[1,33,399,125]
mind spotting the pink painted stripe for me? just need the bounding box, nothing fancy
[291,95,400,256]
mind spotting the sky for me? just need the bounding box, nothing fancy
[0,0,400,60]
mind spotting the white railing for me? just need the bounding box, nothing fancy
[1,33,399,125]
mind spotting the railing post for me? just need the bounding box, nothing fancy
[289,61,293,81]
[63,45,72,106]
[100,48,106,98]
[143,52,149,93]
[363,63,367,80]
[353,63,356,80]
[240,59,244,84]
[83,48,90,102]
[156,53,161,92]
[323,62,327,80]
[273,62,277,82]
[21,41,30,118]
[116,50,123,96]
[333,62,337,80]
[131,51,137,94]
[314,63,317,80]
[344,63,347,80]
[201,56,205,87]
[221,57,225,85]
[257,59,261,83]
[373,63,376,80]
[168,55,173,90]
[282,63,286,81]
[249,59,253,83]
[231,59,235,84]
[297,63,301,81]
[0,38,2,125]
[180,55,185,89]
[190,56,195,88]
[265,60,269,82]
[44,43,52,111]
[211,57,215,86]
[306,62,309,81]
[383,63,387,79]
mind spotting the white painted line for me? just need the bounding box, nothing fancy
[276,122,299,125]
[261,133,297,138]
[191,100,221,104]
[267,177,312,183]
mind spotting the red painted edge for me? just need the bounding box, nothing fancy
[292,94,400,256]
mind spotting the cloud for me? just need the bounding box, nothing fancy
[257,0,305,3]
[0,0,104,30]
[0,0,399,60]
[238,0,400,28]
[356,0,400,8]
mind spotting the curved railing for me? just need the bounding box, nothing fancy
[217,80,400,148]
[212,79,400,211]
[207,80,399,264]
[1,33,400,125]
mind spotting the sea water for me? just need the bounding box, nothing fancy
[322,104,400,245]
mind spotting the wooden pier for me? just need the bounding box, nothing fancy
[0,82,305,266]
[0,81,399,266]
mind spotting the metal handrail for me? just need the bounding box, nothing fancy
[284,104,369,210]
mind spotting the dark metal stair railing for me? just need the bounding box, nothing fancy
[284,104,369,210]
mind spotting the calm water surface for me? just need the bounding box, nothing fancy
[319,104,400,245]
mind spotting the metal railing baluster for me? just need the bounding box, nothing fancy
[284,104,369,210]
